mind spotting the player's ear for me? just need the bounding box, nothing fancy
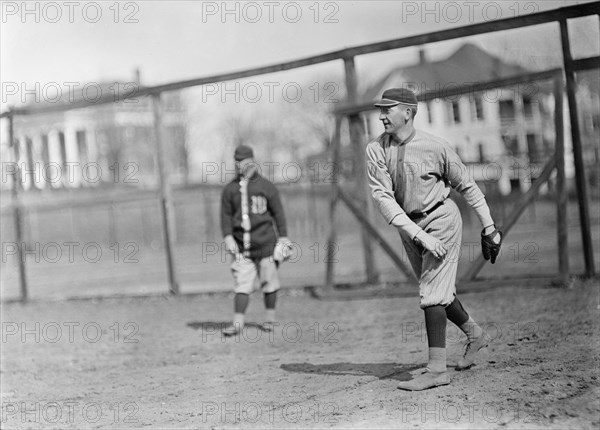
[403,107,412,124]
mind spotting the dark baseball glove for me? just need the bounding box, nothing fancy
[481,226,502,264]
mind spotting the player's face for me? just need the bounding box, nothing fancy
[235,158,256,177]
[379,105,409,134]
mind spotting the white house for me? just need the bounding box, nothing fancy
[3,77,187,192]
[363,43,560,195]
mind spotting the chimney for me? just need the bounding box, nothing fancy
[134,67,141,85]
[419,48,427,64]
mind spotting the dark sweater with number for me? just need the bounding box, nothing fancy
[220,172,287,259]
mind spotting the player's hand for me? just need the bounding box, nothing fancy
[278,237,292,248]
[482,225,501,244]
[413,231,448,260]
[274,237,293,263]
[224,235,239,255]
[481,224,502,264]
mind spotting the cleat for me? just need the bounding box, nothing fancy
[456,334,491,370]
[397,371,450,391]
[221,324,241,337]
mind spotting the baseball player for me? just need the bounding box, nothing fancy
[220,145,291,336]
[366,88,502,391]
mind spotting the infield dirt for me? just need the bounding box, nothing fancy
[1,278,599,429]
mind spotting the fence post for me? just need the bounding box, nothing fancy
[108,202,117,245]
[151,93,180,295]
[559,19,595,277]
[325,116,342,289]
[8,112,28,302]
[553,76,569,286]
[344,56,378,284]
[203,192,214,241]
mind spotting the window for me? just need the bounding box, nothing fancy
[471,95,484,121]
[527,133,541,164]
[24,137,37,190]
[76,130,88,164]
[40,135,50,166]
[478,142,486,163]
[426,101,433,124]
[510,178,520,193]
[499,100,515,119]
[502,134,519,156]
[523,96,534,117]
[58,132,67,169]
[451,101,461,124]
[24,137,34,170]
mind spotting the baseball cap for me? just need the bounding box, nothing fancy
[234,145,254,161]
[374,88,418,107]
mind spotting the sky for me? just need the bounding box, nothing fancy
[1,0,599,111]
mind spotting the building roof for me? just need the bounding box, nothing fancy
[13,80,189,119]
[364,43,530,102]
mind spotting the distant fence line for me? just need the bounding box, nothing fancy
[0,180,564,250]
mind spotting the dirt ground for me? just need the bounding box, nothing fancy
[1,278,599,429]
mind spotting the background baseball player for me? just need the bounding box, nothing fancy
[220,145,291,336]
[366,88,502,391]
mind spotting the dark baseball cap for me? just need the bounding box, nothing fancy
[234,145,254,161]
[374,88,418,107]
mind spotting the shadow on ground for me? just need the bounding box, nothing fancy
[186,321,267,331]
[280,362,429,381]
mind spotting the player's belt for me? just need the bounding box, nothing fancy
[407,200,445,220]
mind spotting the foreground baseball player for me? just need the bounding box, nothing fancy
[366,88,502,391]
[220,145,291,336]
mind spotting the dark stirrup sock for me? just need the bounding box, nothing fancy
[424,305,447,373]
[234,293,250,314]
[264,291,277,322]
[263,291,277,309]
[445,297,469,327]
[424,305,447,348]
[446,297,484,342]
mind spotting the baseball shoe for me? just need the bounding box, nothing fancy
[408,367,429,376]
[261,322,275,332]
[221,324,241,337]
[397,370,450,391]
[456,334,491,370]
